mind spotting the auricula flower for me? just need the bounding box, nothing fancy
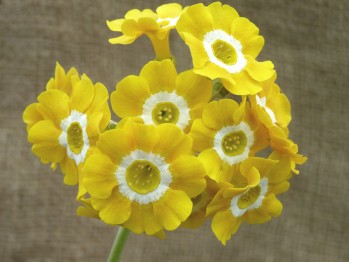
[207,156,292,245]
[176,2,275,95]
[189,99,268,182]
[82,120,207,235]
[249,75,291,130]
[107,3,183,60]
[111,59,212,132]
[23,64,111,185]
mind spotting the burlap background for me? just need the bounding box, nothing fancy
[0,0,348,261]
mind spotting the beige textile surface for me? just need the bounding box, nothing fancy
[0,0,348,261]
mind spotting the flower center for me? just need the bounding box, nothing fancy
[125,160,161,194]
[212,39,237,65]
[152,102,179,124]
[237,185,261,209]
[67,122,84,154]
[221,130,247,156]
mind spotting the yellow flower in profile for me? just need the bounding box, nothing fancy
[111,59,212,132]
[269,126,307,173]
[189,99,268,182]
[82,120,207,235]
[181,177,220,229]
[23,67,111,185]
[207,156,292,245]
[176,2,275,95]
[249,75,291,129]
[107,3,183,60]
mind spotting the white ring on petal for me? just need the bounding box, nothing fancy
[115,150,172,205]
[142,91,190,130]
[157,16,180,29]
[255,96,277,124]
[213,122,254,165]
[58,110,90,165]
[230,177,269,217]
[203,29,246,74]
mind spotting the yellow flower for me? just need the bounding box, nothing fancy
[249,75,291,129]
[176,2,275,95]
[107,3,183,60]
[207,156,292,245]
[110,59,212,132]
[189,99,268,182]
[181,177,220,229]
[269,126,307,173]
[82,120,207,235]
[23,65,111,185]
[23,62,79,131]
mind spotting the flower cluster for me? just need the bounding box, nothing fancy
[23,2,306,245]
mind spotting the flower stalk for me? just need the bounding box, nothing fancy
[108,227,130,262]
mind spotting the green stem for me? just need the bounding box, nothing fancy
[107,227,130,262]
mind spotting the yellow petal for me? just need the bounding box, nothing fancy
[121,19,142,36]
[176,3,213,40]
[169,155,206,198]
[224,70,262,95]
[123,121,159,152]
[123,202,163,235]
[28,120,65,163]
[83,153,117,199]
[111,75,150,118]
[180,32,208,68]
[106,19,124,31]
[175,70,212,108]
[92,189,131,225]
[139,59,177,93]
[261,194,283,217]
[211,209,242,245]
[60,156,78,185]
[153,189,192,231]
[156,3,182,18]
[109,35,137,45]
[208,2,239,33]
[70,75,95,113]
[194,61,232,81]
[189,119,215,152]
[202,99,238,130]
[198,149,222,182]
[23,103,43,130]
[231,17,263,58]
[85,82,111,130]
[245,57,275,82]
[37,89,70,124]
[86,112,103,145]
[97,129,132,164]
[152,124,192,163]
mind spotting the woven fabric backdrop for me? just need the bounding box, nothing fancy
[0,0,348,261]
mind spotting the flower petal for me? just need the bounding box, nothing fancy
[175,70,212,108]
[169,155,206,198]
[70,75,95,113]
[37,89,70,125]
[111,75,151,118]
[28,120,65,163]
[92,189,131,225]
[83,153,118,199]
[211,209,242,245]
[139,60,177,93]
[153,189,192,231]
[189,119,216,151]
[152,124,192,163]
[123,202,163,235]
